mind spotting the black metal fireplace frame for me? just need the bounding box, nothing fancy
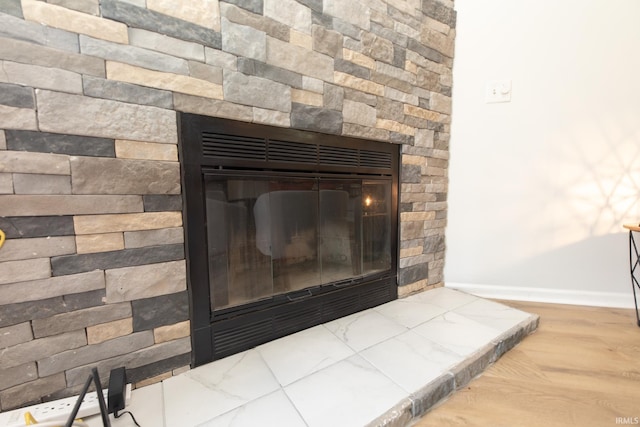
[178,113,399,366]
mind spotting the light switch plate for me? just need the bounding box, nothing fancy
[485,80,512,103]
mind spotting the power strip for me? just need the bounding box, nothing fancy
[0,384,131,427]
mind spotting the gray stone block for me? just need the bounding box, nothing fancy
[0,258,51,285]
[132,290,189,331]
[38,331,154,376]
[0,373,66,411]
[0,270,105,305]
[266,37,334,82]
[332,17,362,40]
[451,344,494,389]
[390,132,414,145]
[101,0,222,49]
[0,215,75,239]
[221,17,266,62]
[80,35,189,75]
[0,330,86,370]
[297,0,321,13]
[421,0,457,28]
[323,83,344,111]
[370,22,408,48]
[407,38,443,64]
[342,123,390,142]
[0,0,23,17]
[364,398,413,427]
[401,164,422,184]
[143,194,183,212]
[51,243,185,276]
[83,76,174,109]
[0,322,33,348]
[124,227,184,249]
[372,71,414,94]
[410,373,454,417]
[291,103,343,134]
[0,236,75,262]
[377,98,405,122]
[70,156,180,195]
[312,11,333,28]
[334,59,370,80]
[12,174,71,195]
[63,289,107,311]
[344,88,378,106]
[126,352,190,384]
[223,70,292,112]
[237,58,303,89]
[0,83,34,109]
[6,130,115,157]
[393,46,407,69]
[0,36,105,77]
[0,297,61,328]
[221,0,263,14]
[32,302,132,338]
[0,195,144,216]
[128,28,205,62]
[36,90,178,144]
[0,173,11,194]
[312,25,342,57]
[0,13,79,53]
[48,0,99,15]
[105,260,186,303]
[174,93,253,121]
[0,362,37,391]
[398,262,428,286]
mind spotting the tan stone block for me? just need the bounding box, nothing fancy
[153,320,190,344]
[291,89,323,107]
[342,48,376,70]
[115,140,178,161]
[404,104,441,121]
[0,195,143,216]
[401,211,436,222]
[343,99,376,127]
[0,105,37,131]
[0,322,33,348]
[376,118,415,136]
[0,173,12,194]
[334,71,384,96]
[0,130,6,149]
[105,260,186,302]
[0,330,86,370]
[398,279,428,297]
[0,373,66,410]
[124,227,184,249]
[147,0,220,31]
[173,365,190,376]
[0,270,105,304]
[266,37,334,82]
[405,60,418,74]
[0,60,83,94]
[290,29,312,50]
[0,258,51,285]
[401,154,424,165]
[134,371,172,388]
[421,27,455,58]
[400,246,423,258]
[174,93,253,122]
[76,233,125,254]
[0,236,76,262]
[252,108,291,127]
[0,151,69,175]
[430,92,452,114]
[87,318,133,345]
[107,61,223,99]
[22,0,128,44]
[74,212,182,235]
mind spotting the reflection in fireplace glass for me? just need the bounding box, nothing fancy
[205,176,391,311]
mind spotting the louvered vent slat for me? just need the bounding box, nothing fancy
[319,146,359,167]
[268,140,318,164]
[359,150,393,169]
[214,320,272,354]
[202,132,266,161]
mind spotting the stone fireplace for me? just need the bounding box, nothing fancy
[0,0,454,410]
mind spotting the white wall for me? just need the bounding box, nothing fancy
[445,0,640,307]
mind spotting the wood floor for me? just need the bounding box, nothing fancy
[414,301,640,427]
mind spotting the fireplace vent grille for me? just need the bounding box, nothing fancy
[202,133,266,160]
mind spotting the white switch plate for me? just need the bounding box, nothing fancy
[485,80,512,103]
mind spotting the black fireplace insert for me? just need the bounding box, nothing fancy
[178,114,399,365]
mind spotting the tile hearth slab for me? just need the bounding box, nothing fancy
[85,287,539,427]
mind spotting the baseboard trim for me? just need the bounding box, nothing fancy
[445,282,636,309]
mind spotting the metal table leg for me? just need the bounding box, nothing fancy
[629,230,640,327]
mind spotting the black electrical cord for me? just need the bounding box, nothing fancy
[114,410,141,427]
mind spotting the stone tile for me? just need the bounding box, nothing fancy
[76,233,125,254]
[0,322,33,348]
[0,362,37,391]
[264,0,311,33]
[87,316,133,345]
[132,291,189,331]
[204,47,237,70]
[107,61,223,99]
[38,330,154,376]
[32,302,132,338]
[291,103,342,134]
[129,28,205,63]
[22,0,128,43]
[450,344,495,389]
[0,373,66,411]
[334,71,384,96]
[48,0,99,15]
[0,104,37,131]
[421,0,456,28]
[253,107,291,127]
[51,243,184,276]
[0,36,104,77]
[342,48,376,70]
[142,194,182,212]
[173,93,253,121]
[0,151,70,176]
[74,212,182,235]
[0,236,75,262]
[0,82,34,109]
[237,58,303,89]
[0,0,22,17]
[342,123,390,141]
[410,373,455,417]
[323,0,370,30]
[334,58,371,80]
[429,92,452,114]
[291,89,323,107]
[0,13,79,52]
[266,36,334,82]
[312,25,342,57]
[290,29,313,49]
[222,0,263,14]
[407,37,442,64]
[0,216,73,240]
[101,0,221,49]
[323,83,344,111]
[6,130,115,157]
[36,90,178,144]
[80,35,188,74]
[343,99,376,127]
[83,76,173,109]
[127,352,190,385]
[302,76,324,93]
[188,61,223,84]
[223,70,291,112]
[0,258,51,285]
[0,173,11,194]
[221,17,266,61]
[221,2,288,41]
[153,320,190,344]
[12,173,71,195]
[70,156,180,195]
[362,31,395,64]
[0,195,142,217]
[105,260,186,302]
[63,288,106,311]
[115,140,178,161]
[0,130,5,150]
[147,0,220,31]
[124,227,184,249]
[0,269,103,305]
[0,330,86,370]
[398,262,428,286]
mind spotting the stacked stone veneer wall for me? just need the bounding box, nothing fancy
[0,0,455,410]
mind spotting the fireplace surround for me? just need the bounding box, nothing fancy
[179,113,400,365]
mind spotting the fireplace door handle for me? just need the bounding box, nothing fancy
[286,289,313,302]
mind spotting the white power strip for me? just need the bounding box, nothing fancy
[0,384,131,427]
